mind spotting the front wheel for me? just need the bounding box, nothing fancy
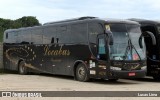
[18,61,27,75]
[76,63,89,82]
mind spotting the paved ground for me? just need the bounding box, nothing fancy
[0,73,160,100]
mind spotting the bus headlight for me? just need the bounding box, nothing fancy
[110,66,121,71]
[141,66,147,70]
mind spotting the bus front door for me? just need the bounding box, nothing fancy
[97,34,110,78]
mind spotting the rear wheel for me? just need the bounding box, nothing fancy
[76,63,89,82]
[18,61,27,75]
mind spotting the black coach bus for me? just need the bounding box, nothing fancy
[130,19,160,80]
[3,17,147,82]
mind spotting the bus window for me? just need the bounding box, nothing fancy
[56,38,59,43]
[31,28,43,44]
[89,23,104,44]
[7,32,18,43]
[98,39,106,54]
[89,23,104,57]
[70,23,87,43]
[56,26,68,43]
[109,24,128,60]
[97,34,107,60]
[21,31,31,43]
[43,26,57,44]
[16,31,22,43]
[6,33,8,39]
[51,37,54,43]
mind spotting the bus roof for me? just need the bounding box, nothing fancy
[44,17,139,25]
[43,16,98,25]
[129,18,160,25]
[104,18,139,25]
[4,25,42,33]
[5,17,139,33]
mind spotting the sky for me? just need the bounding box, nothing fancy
[0,0,160,24]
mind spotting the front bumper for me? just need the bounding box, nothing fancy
[111,70,146,79]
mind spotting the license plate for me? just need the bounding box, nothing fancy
[129,72,136,76]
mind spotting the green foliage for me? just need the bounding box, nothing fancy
[0,16,41,42]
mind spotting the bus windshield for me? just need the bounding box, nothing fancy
[107,24,146,61]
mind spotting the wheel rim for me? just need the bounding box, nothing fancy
[78,67,85,79]
[20,63,25,73]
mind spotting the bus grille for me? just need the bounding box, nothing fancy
[122,63,140,70]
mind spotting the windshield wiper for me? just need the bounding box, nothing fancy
[123,39,132,60]
[130,42,142,61]
[123,39,141,61]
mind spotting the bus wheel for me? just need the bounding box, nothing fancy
[153,75,160,80]
[76,63,89,82]
[18,61,27,75]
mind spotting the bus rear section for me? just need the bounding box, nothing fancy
[3,17,147,82]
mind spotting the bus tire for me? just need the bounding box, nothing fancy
[76,63,89,82]
[18,61,27,75]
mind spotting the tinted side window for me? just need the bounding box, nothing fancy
[70,23,87,43]
[57,26,68,43]
[98,38,106,54]
[31,28,43,44]
[43,26,57,44]
[21,30,31,43]
[89,23,104,43]
[6,33,8,39]
[7,31,17,43]
[16,31,22,43]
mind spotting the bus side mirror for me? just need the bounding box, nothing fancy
[105,30,113,45]
[143,31,156,45]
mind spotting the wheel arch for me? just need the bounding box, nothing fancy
[73,60,89,80]
[17,59,25,71]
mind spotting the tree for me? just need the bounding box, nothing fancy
[17,16,41,27]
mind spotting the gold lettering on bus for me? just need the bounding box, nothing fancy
[44,45,70,56]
